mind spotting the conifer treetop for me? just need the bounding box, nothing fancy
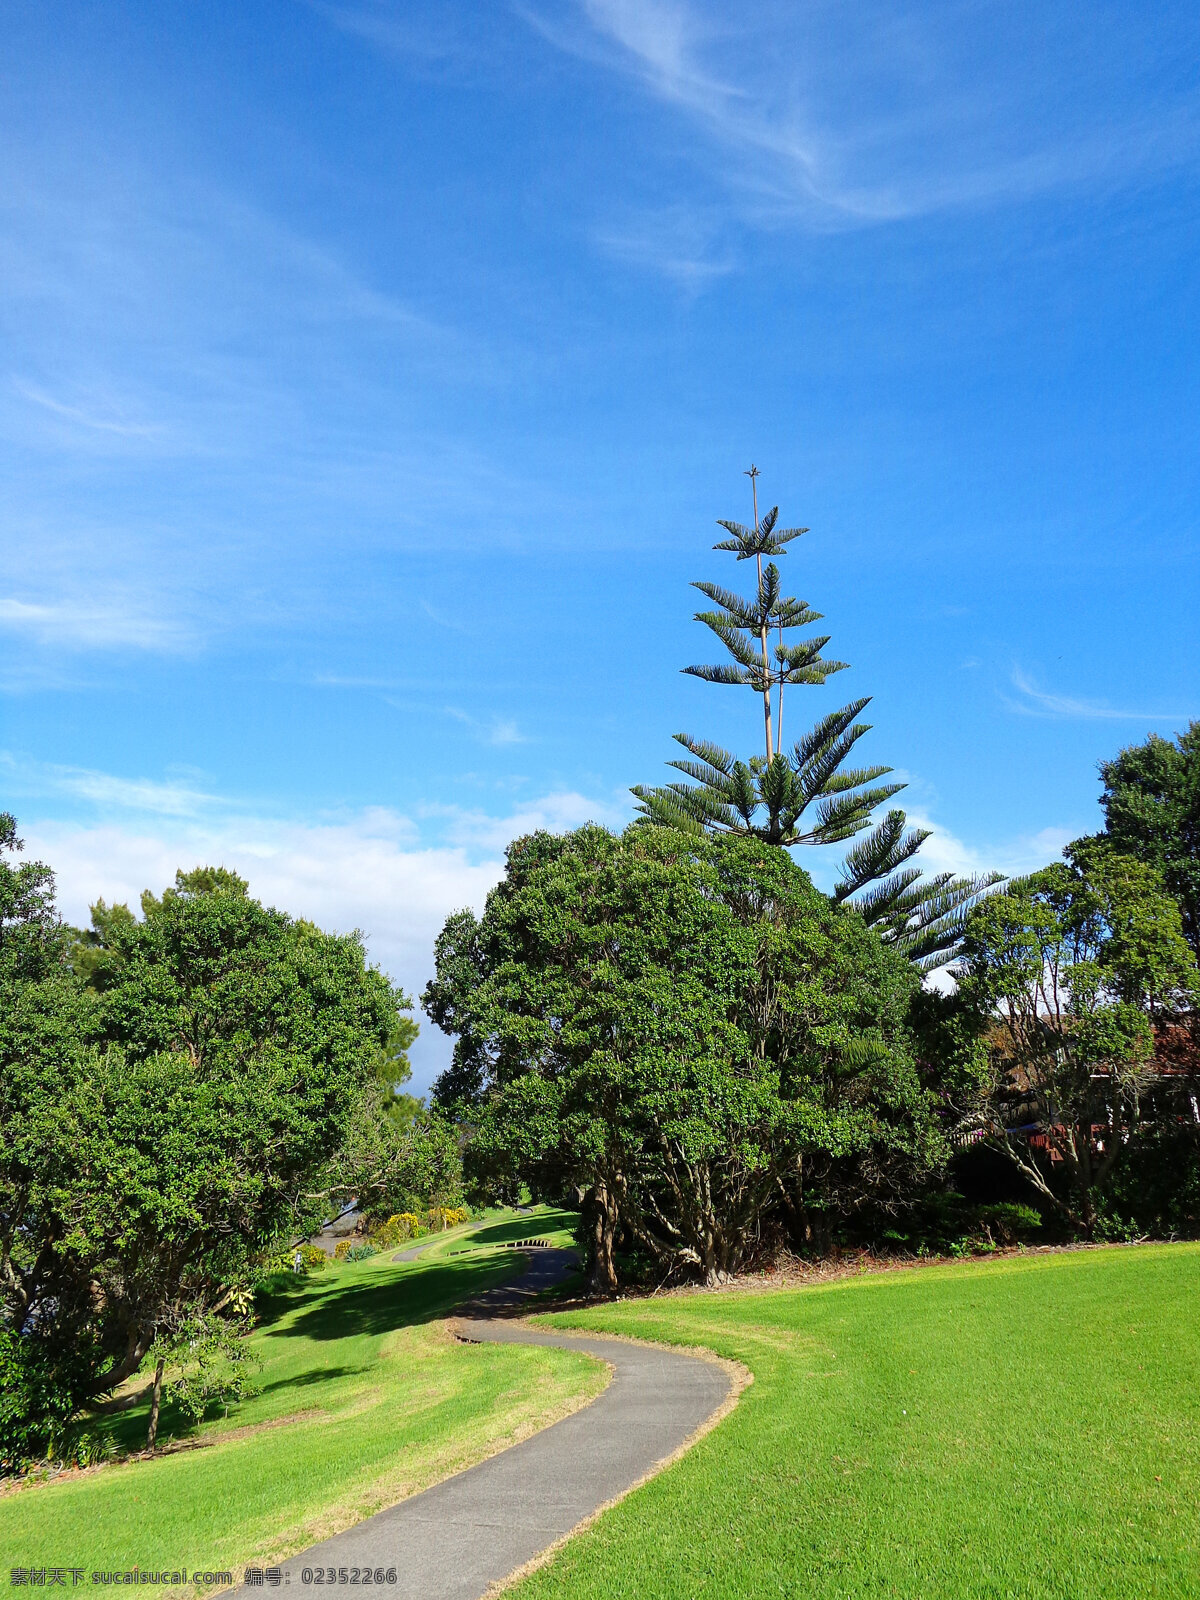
[632,470,1001,969]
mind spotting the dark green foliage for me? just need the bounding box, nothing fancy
[957,842,1199,1234]
[0,1328,83,1473]
[871,1191,1044,1256]
[0,821,96,1471]
[0,812,62,984]
[1086,722,1200,960]
[1,836,409,1470]
[1095,1125,1200,1241]
[424,907,491,1112]
[426,825,944,1287]
[350,1105,464,1225]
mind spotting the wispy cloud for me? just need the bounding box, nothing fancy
[445,707,530,746]
[1,753,218,816]
[1006,667,1190,723]
[521,0,1200,231]
[0,596,181,651]
[594,203,735,286]
[307,1,473,63]
[313,674,438,691]
[420,600,467,632]
[14,382,164,440]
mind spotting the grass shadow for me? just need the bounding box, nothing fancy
[467,1211,578,1248]
[254,1365,365,1396]
[268,1257,514,1342]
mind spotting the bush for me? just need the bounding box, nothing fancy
[0,1331,81,1478]
[1096,1126,1200,1239]
[344,1242,377,1262]
[426,1205,469,1232]
[257,1242,330,1277]
[974,1202,1043,1246]
[370,1212,423,1248]
[872,1192,1043,1257]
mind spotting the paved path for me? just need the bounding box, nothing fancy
[391,1238,438,1262]
[230,1249,733,1600]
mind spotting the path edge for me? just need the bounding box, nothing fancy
[471,1327,753,1599]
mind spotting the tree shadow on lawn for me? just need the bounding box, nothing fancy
[93,1258,511,1456]
[466,1212,578,1248]
[267,1256,515,1343]
[253,1365,365,1396]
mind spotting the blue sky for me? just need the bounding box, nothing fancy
[4,0,1199,1089]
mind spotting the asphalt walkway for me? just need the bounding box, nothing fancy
[229,1247,733,1600]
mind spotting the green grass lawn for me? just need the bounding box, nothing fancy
[401,1206,581,1262]
[0,1207,600,1589]
[518,1243,1200,1600]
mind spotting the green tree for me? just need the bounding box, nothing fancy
[956,842,1198,1235]
[0,812,61,982]
[1084,722,1200,961]
[335,1092,464,1226]
[0,817,96,1469]
[373,1016,422,1126]
[2,857,405,1464]
[632,476,997,968]
[426,826,942,1288]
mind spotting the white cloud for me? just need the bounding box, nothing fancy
[523,0,1200,229]
[0,597,181,651]
[902,811,1075,882]
[486,718,525,747]
[0,753,217,815]
[15,783,629,1092]
[14,382,164,440]
[1007,667,1191,724]
[444,707,531,746]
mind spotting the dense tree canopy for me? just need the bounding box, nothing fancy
[426,825,943,1287]
[1086,722,1200,961]
[956,841,1198,1234]
[1,841,419,1468]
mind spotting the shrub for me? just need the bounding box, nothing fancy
[427,1205,469,1232]
[257,1242,330,1277]
[873,1192,1043,1257]
[370,1212,423,1247]
[344,1242,377,1262]
[1096,1126,1200,1240]
[974,1201,1042,1246]
[0,1331,81,1478]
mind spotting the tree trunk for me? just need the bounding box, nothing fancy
[755,551,773,761]
[146,1357,166,1451]
[587,1181,620,1295]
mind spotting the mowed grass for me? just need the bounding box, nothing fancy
[520,1244,1200,1600]
[0,1208,601,1588]
[402,1206,581,1263]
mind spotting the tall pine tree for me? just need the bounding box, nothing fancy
[633,470,998,969]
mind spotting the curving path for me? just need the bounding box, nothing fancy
[230,1248,734,1600]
